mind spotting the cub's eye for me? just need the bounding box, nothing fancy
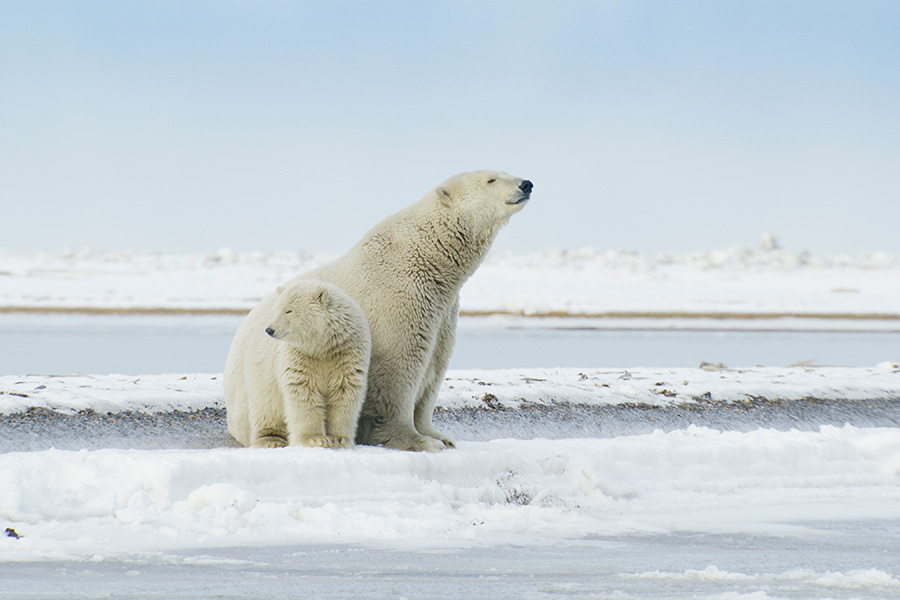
[285,310,293,314]
[487,178,496,184]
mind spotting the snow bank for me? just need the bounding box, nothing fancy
[2,426,900,562]
[0,374,223,415]
[2,366,898,416]
[2,241,899,318]
[628,565,900,590]
[1,367,898,580]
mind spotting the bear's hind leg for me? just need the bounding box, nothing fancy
[358,404,445,452]
[356,373,445,452]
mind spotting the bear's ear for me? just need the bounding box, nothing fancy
[316,289,329,303]
[437,187,452,206]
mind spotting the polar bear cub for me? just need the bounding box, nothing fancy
[224,279,371,449]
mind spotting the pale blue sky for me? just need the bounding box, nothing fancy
[2,1,899,255]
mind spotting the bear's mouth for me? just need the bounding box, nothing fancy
[507,193,530,205]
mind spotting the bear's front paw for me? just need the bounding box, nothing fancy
[384,434,446,453]
[428,432,456,449]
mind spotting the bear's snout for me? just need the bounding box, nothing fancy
[265,327,276,338]
[519,180,533,194]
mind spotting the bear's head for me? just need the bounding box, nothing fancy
[265,280,357,351]
[435,170,532,233]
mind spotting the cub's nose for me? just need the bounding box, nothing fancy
[519,180,533,194]
[265,327,276,337]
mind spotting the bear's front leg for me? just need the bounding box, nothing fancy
[414,302,458,448]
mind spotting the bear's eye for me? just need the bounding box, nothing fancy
[285,310,293,314]
[487,178,496,184]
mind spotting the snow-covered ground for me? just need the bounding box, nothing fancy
[2,367,900,598]
[2,243,900,599]
[4,365,900,417]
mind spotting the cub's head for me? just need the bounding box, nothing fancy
[265,280,350,350]
[435,170,533,231]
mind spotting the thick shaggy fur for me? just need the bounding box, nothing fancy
[286,170,532,452]
[225,280,371,448]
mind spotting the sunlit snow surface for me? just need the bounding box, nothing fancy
[1,426,899,556]
[1,368,899,599]
[2,244,900,599]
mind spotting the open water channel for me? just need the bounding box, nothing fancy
[1,313,898,375]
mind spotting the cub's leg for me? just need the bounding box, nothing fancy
[323,362,368,448]
[279,358,331,447]
[283,387,330,448]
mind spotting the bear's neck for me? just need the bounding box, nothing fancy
[411,214,497,291]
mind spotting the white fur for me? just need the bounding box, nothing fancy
[286,170,531,452]
[225,279,371,449]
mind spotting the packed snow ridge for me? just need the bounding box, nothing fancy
[2,365,900,417]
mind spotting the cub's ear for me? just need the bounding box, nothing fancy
[437,187,452,205]
[316,289,329,303]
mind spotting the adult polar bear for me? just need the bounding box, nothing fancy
[284,170,531,452]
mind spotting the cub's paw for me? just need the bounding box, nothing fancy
[324,435,355,449]
[297,435,354,449]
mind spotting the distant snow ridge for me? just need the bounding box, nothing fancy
[2,238,899,316]
[0,247,337,278]
[486,235,900,271]
[1,236,898,275]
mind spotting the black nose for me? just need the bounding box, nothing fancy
[265,327,275,337]
[519,180,533,194]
